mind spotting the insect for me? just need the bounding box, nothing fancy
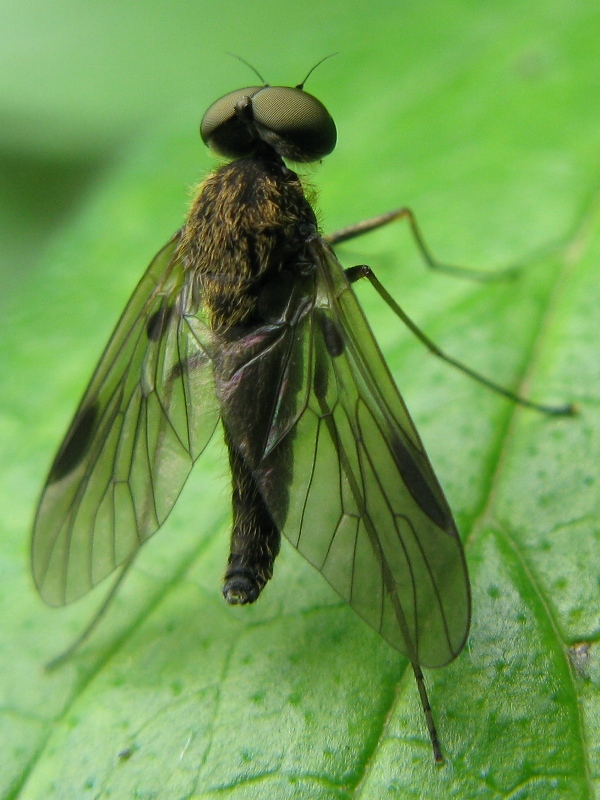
[31,63,574,763]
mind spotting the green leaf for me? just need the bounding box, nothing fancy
[2,2,600,799]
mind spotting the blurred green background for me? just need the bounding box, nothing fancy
[2,1,600,799]
[3,0,597,297]
[0,0,346,293]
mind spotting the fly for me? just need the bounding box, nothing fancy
[31,62,575,764]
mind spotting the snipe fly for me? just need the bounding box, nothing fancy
[32,63,574,763]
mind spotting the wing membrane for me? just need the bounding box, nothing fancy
[32,233,220,606]
[252,239,470,668]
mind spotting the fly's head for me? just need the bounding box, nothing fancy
[200,84,337,164]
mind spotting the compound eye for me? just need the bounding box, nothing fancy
[252,86,337,162]
[200,86,263,158]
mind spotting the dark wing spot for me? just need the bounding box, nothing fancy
[390,431,451,531]
[313,311,343,400]
[313,343,329,400]
[48,404,98,483]
[146,303,173,341]
[319,314,344,357]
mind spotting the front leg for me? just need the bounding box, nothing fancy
[327,207,515,282]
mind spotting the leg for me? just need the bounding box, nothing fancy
[346,264,576,416]
[312,345,446,764]
[326,208,517,282]
[45,554,136,670]
[412,661,444,764]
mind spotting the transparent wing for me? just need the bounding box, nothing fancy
[238,240,470,668]
[32,232,220,606]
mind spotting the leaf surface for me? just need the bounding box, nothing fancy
[2,2,600,798]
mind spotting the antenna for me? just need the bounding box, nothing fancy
[296,53,338,89]
[227,53,267,85]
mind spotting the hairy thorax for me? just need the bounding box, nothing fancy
[180,157,318,332]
